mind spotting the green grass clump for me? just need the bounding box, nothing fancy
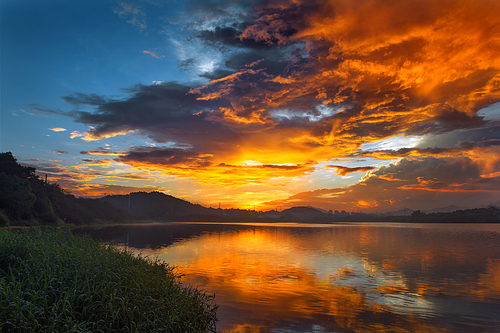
[0,228,217,332]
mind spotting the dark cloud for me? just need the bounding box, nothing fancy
[416,126,500,149]
[70,82,241,148]
[218,162,314,171]
[24,105,69,118]
[117,146,214,168]
[63,92,109,106]
[195,26,270,50]
[25,163,68,175]
[355,131,500,160]
[199,68,236,80]
[80,150,125,156]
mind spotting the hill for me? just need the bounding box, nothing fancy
[384,208,414,216]
[278,206,328,221]
[102,192,215,218]
[102,192,258,221]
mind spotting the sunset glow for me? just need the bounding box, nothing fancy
[2,0,500,212]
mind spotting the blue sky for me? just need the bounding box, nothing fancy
[2,0,192,169]
[2,0,500,212]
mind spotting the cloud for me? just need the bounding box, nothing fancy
[113,146,316,187]
[23,105,68,117]
[113,2,147,31]
[49,127,67,132]
[264,150,500,212]
[41,0,500,206]
[67,1,500,152]
[138,0,166,6]
[52,150,69,154]
[80,149,126,156]
[60,182,161,198]
[62,93,108,106]
[118,146,214,167]
[25,160,162,197]
[70,131,84,139]
[143,50,164,59]
[327,165,376,176]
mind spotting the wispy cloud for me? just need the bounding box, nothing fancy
[49,127,67,132]
[113,2,147,31]
[142,50,164,59]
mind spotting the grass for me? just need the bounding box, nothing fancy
[0,228,217,332]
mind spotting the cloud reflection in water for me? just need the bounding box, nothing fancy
[89,223,500,332]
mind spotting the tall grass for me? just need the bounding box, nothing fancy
[0,228,217,332]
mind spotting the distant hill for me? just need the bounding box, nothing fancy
[384,208,414,216]
[488,200,500,209]
[102,192,260,221]
[306,206,330,214]
[102,192,216,219]
[281,206,327,217]
[423,205,464,214]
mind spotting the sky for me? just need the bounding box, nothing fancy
[2,0,500,213]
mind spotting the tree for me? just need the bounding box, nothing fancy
[0,173,36,221]
[0,152,36,179]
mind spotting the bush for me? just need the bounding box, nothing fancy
[0,229,217,332]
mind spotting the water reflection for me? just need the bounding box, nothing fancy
[76,223,500,332]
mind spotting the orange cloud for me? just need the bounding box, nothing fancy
[45,0,500,208]
[230,0,500,138]
[378,174,404,182]
[142,50,164,59]
[263,153,500,212]
[327,165,376,176]
[118,153,315,187]
[49,127,67,132]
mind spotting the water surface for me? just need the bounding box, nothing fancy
[76,222,500,332]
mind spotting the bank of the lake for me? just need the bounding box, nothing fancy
[0,228,217,333]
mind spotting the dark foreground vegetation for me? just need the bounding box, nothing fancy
[0,229,217,332]
[0,152,130,226]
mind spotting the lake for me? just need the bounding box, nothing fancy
[75,222,500,333]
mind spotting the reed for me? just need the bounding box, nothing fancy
[0,228,217,332]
